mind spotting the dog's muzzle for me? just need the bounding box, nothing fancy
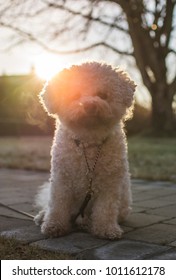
[83,100,99,115]
[79,97,112,119]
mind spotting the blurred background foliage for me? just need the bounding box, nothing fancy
[0,73,54,136]
[0,72,150,136]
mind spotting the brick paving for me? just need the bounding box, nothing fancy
[0,168,176,259]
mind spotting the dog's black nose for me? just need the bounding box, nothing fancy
[83,101,97,115]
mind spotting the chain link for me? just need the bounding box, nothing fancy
[82,143,102,184]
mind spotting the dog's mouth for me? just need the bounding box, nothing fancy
[82,97,112,115]
[64,98,114,130]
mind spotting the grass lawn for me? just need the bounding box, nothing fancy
[128,136,176,181]
[0,136,175,182]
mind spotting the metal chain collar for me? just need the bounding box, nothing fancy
[72,139,105,223]
[82,142,103,196]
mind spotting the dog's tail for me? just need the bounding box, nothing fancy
[34,182,50,210]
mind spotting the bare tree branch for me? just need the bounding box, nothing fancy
[161,0,175,48]
[0,19,133,56]
[41,0,129,33]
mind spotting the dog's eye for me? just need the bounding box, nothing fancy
[97,92,107,100]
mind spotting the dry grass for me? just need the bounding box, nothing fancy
[0,136,51,171]
[0,236,73,260]
[0,136,176,182]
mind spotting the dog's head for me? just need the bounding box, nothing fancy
[40,62,136,131]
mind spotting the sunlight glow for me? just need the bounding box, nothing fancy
[34,54,70,80]
[151,24,157,30]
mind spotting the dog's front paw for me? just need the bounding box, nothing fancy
[119,206,132,223]
[41,221,70,238]
[34,210,45,226]
[92,224,123,240]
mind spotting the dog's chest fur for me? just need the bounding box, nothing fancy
[50,125,128,199]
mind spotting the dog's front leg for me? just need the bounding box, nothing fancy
[91,192,123,240]
[41,183,72,237]
[118,176,132,223]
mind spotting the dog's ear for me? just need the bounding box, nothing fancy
[39,80,60,115]
[123,79,136,108]
[116,69,136,108]
[39,69,71,115]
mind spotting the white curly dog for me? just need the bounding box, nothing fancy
[34,61,136,240]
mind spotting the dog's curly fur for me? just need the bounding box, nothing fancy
[34,61,136,240]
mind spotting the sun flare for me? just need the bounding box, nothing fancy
[34,54,70,80]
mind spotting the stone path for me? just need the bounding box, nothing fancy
[0,168,176,259]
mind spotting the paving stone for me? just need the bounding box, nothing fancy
[0,186,40,195]
[134,196,176,209]
[132,183,172,193]
[146,204,176,217]
[121,225,134,232]
[169,241,176,247]
[149,181,174,187]
[0,196,33,205]
[0,169,49,193]
[0,206,33,220]
[163,218,176,225]
[0,168,49,181]
[133,184,159,191]
[8,203,37,216]
[160,193,176,201]
[78,239,167,260]
[0,225,45,243]
[148,248,176,260]
[32,232,108,255]
[133,188,176,203]
[124,213,167,228]
[1,169,176,260]
[0,169,47,219]
[148,187,176,197]
[132,179,151,186]
[133,191,158,202]
[124,224,176,245]
[0,216,33,232]
[132,205,148,213]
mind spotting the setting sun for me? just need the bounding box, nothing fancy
[34,54,70,80]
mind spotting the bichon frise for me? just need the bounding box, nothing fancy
[34,61,136,239]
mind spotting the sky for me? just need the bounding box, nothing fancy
[0,43,79,77]
[0,43,112,78]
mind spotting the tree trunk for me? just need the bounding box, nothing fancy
[119,0,176,136]
[151,85,175,136]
